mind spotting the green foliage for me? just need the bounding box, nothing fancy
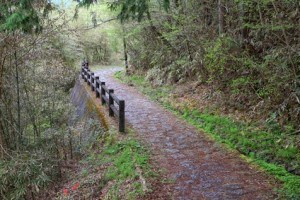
[0,150,57,199]
[255,160,300,199]
[109,0,149,22]
[230,77,251,94]
[177,109,299,173]
[117,0,299,128]
[66,2,123,65]
[204,37,232,78]
[103,139,150,198]
[0,0,51,33]
[108,0,170,22]
[83,134,152,199]
[0,9,83,197]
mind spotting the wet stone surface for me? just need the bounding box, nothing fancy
[94,68,277,200]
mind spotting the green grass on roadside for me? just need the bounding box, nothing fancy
[82,130,154,199]
[115,71,300,199]
[59,128,155,200]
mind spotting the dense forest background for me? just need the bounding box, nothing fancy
[0,0,299,199]
[115,0,300,129]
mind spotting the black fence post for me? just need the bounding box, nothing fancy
[87,69,91,86]
[80,60,125,133]
[91,72,95,91]
[101,82,106,105]
[84,69,87,82]
[95,77,100,98]
[109,89,114,117]
[81,67,84,79]
[119,100,125,133]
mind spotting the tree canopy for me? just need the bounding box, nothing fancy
[0,0,53,33]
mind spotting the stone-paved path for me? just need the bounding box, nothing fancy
[94,67,277,200]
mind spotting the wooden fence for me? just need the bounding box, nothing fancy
[81,63,125,133]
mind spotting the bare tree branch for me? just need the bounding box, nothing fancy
[75,18,118,31]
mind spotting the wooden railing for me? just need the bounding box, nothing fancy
[81,63,125,133]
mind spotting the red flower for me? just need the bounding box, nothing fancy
[71,182,80,191]
[63,188,69,196]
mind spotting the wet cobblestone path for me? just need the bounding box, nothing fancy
[94,67,277,200]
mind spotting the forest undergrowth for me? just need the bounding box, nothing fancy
[0,1,123,198]
[51,128,156,200]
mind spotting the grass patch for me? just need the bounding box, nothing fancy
[115,71,300,199]
[82,130,154,199]
[101,140,148,198]
[55,128,155,200]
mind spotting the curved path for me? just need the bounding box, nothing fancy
[94,67,277,200]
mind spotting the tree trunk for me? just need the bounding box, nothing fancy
[14,48,22,147]
[23,86,40,139]
[218,0,224,35]
[146,10,176,51]
[122,26,129,74]
[0,122,5,158]
[238,2,245,39]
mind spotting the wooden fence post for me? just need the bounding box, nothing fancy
[95,77,100,98]
[87,69,91,86]
[81,67,84,79]
[80,61,125,133]
[119,100,125,132]
[84,69,87,82]
[109,89,114,117]
[101,82,106,105]
[91,72,95,91]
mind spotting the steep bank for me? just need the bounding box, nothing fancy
[70,78,109,130]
